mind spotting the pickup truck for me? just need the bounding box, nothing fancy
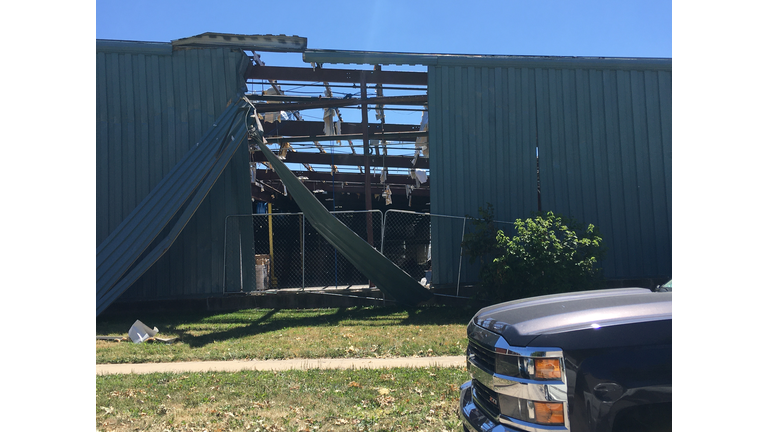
[458,286,672,432]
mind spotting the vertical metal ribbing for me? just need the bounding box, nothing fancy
[222,215,229,294]
[238,232,243,293]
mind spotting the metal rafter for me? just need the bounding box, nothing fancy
[259,120,421,137]
[245,65,427,85]
[250,151,429,169]
[250,54,315,172]
[260,130,427,144]
[246,64,430,208]
[253,169,427,186]
[246,94,428,113]
[252,182,429,198]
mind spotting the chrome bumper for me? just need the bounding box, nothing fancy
[459,381,519,432]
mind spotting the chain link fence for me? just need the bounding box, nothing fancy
[224,210,382,293]
[381,210,434,282]
[224,209,516,296]
[382,210,516,295]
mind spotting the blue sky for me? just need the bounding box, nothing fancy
[96,0,673,174]
[97,0,672,61]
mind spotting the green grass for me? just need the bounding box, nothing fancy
[97,305,476,364]
[97,366,471,432]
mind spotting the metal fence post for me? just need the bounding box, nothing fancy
[457,217,466,297]
[381,210,389,254]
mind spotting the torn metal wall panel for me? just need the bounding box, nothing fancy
[96,40,255,305]
[96,99,253,315]
[97,101,244,290]
[428,59,671,284]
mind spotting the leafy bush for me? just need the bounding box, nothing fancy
[462,204,606,302]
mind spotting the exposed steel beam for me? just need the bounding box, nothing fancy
[245,65,428,86]
[251,187,277,203]
[250,152,429,169]
[260,130,427,144]
[260,120,419,137]
[252,182,430,198]
[252,170,427,186]
[361,74,374,246]
[248,94,428,113]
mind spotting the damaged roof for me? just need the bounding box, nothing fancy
[172,32,307,52]
[303,49,671,70]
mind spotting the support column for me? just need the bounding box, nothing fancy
[361,73,374,248]
[268,202,276,287]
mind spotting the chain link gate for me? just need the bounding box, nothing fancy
[381,210,433,282]
[224,210,383,293]
[303,210,383,289]
[381,210,517,296]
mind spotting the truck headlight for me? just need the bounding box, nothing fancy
[494,348,562,381]
[533,358,561,380]
[534,401,565,424]
[498,394,565,426]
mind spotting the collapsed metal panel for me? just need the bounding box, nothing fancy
[97,99,254,315]
[96,41,255,305]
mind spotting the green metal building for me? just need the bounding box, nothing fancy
[96,39,256,309]
[97,40,671,310]
[304,50,672,285]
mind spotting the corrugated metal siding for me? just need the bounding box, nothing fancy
[96,41,255,301]
[429,65,539,285]
[429,60,671,284]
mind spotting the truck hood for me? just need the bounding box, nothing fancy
[472,288,672,347]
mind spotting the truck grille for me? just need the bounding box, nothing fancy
[472,379,500,418]
[468,341,495,372]
[464,321,570,430]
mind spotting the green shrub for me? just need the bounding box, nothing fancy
[462,204,606,302]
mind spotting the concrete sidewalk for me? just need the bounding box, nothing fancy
[96,356,466,375]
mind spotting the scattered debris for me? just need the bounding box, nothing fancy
[96,336,129,342]
[129,320,159,343]
[148,336,179,344]
[96,320,179,344]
